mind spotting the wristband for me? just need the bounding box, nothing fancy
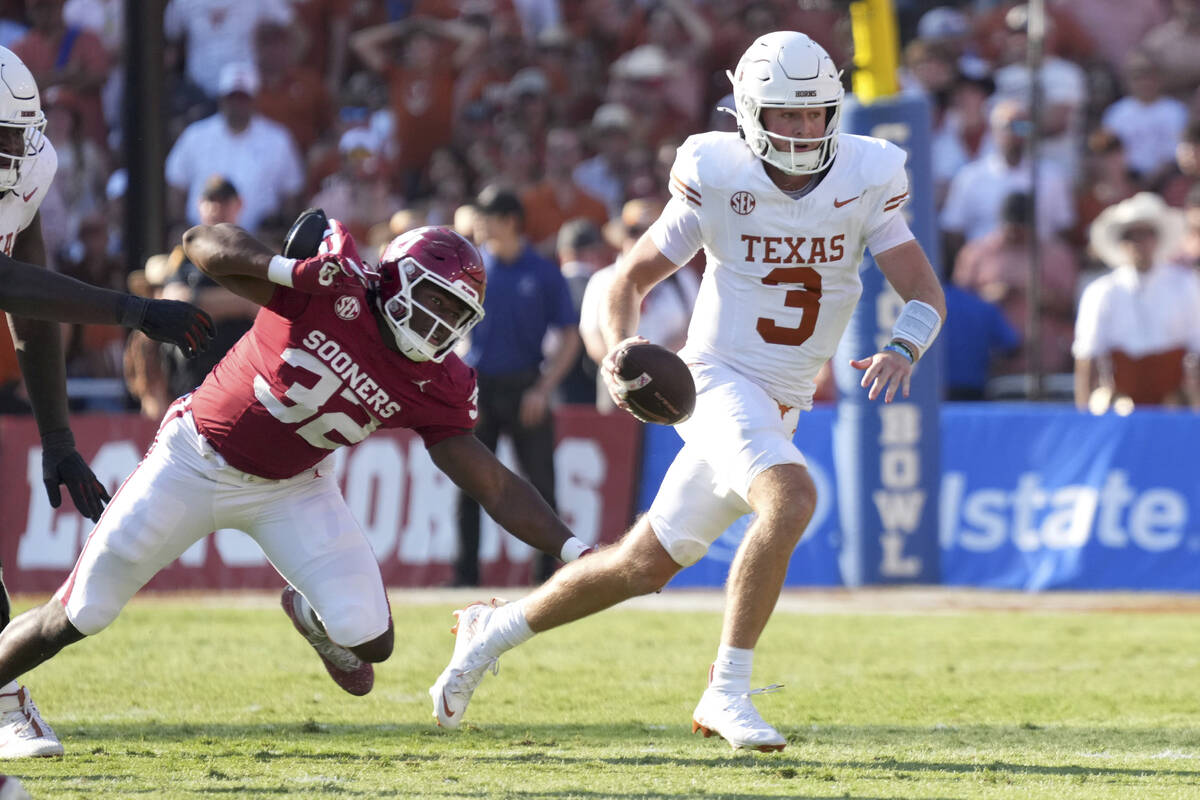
[883,342,914,363]
[118,294,147,328]
[267,254,298,287]
[560,537,591,562]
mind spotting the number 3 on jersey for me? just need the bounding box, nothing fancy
[756,266,823,346]
[253,348,381,449]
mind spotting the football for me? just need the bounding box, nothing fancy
[282,207,329,260]
[615,343,696,425]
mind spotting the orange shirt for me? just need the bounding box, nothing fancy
[520,181,610,249]
[388,65,457,171]
[257,66,334,153]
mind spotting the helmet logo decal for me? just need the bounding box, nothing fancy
[730,191,756,216]
[334,295,361,320]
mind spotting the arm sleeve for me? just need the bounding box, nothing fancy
[649,196,704,268]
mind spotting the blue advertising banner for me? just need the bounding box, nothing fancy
[641,404,1200,591]
[940,405,1200,591]
[832,93,943,585]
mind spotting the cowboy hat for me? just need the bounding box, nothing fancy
[1089,192,1184,269]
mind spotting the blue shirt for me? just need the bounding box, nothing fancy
[943,284,1021,391]
[466,243,578,376]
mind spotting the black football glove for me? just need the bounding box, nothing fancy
[41,428,110,523]
[120,295,215,358]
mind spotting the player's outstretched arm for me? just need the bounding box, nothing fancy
[0,225,214,356]
[850,240,947,403]
[429,434,588,562]
[184,221,372,305]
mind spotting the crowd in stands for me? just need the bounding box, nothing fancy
[2,0,1200,415]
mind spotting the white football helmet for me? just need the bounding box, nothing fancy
[0,46,45,191]
[727,32,843,175]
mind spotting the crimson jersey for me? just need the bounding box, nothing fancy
[190,285,478,479]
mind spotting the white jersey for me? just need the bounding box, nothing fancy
[0,138,56,256]
[650,132,912,409]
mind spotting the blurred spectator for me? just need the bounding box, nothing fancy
[1175,183,1200,270]
[1074,192,1200,410]
[1162,118,1200,206]
[974,1,1095,67]
[495,129,539,195]
[1072,130,1140,251]
[62,0,121,54]
[13,0,111,146]
[164,0,292,101]
[914,6,988,77]
[455,185,580,586]
[422,147,471,227]
[160,176,260,400]
[521,126,609,257]
[502,66,554,144]
[1060,0,1168,72]
[122,252,176,419]
[608,43,697,148]
[59,212,125,380]
[940,250,1021,401]
[579,198,698,411]
[931,70,994,208]
[556,217,609,404]
[40,87,108,256]
[989,5,1088,181]
[574,102,634,216]
[941,100,1075,264]
[1100,49,1188,186]
[165,62,304,236]
[953,192,1079,375]
[351,15,484,197]
[629,0,714,126]
[253,19,334,154]
[310,127,401,244]
[900,38,958,116]
[1140,0,1200,99]
[288,0,352,93]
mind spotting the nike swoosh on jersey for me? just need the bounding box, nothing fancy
[21,189,35,202]
[833,195,860,208]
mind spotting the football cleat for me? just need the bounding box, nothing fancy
[428,599,504,729]
[281,586,374,696]
[0,685,62,758]
[691,684,786,752]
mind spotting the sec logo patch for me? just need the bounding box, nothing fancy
[334,295,361,320]
[730,191,756,215]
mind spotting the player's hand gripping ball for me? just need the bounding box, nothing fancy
[608,341,696,425]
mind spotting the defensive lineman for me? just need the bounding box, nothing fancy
[429,31,946,750]
[0,217,592,753]
[0,46,212,758]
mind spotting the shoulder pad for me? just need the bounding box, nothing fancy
[669,132,755,206]
[838,134,907,191]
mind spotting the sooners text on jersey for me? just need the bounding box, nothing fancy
[189,284,478,479]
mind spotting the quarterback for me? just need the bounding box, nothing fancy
[430,32,946,751]
[0,217,591,752]
[0,46,212,759]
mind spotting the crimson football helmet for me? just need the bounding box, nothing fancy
[0,46,46,191]
[375,226,486,362]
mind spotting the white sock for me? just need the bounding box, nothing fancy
[292,591,325,635]
[478,599,534,659]
[708,644,753,693]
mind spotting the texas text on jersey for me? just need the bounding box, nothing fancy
[660,131,911,409]
[189,283,478,480]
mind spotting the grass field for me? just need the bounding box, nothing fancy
[7,588,1200,799]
